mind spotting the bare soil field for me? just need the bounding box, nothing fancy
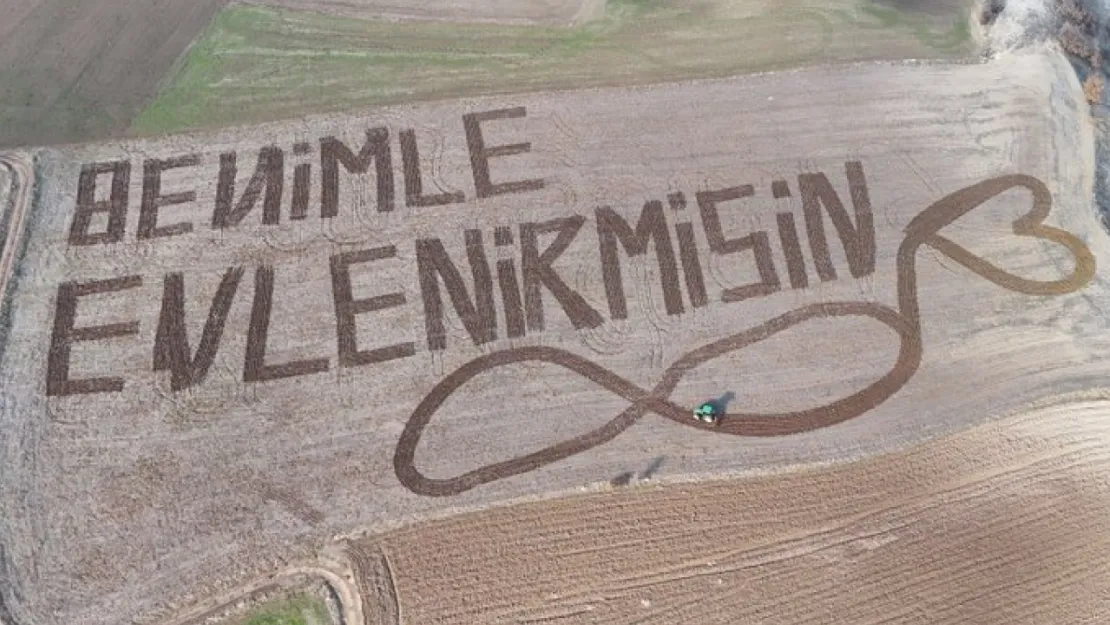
[2,0,1106,623]
[0,0,228,148]
[238,0,604,25]
[160,401,1110,625]
[1,44,1108,625]
[338,402,1110,624]
[133,0,976,135]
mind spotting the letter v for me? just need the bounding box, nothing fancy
[154,268,245,391]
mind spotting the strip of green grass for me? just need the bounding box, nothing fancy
[231,595,331,625]
[133,0,974,135]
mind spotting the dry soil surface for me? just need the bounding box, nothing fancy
[1,47,1108,625]
[340,401,1110,624]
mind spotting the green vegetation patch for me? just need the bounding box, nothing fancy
[228,595,332,625]
[133,0,975,135]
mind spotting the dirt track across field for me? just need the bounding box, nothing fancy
[0,0,227,148]
[1,47,1109,625]
[0,154,31,322]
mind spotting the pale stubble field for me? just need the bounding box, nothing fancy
[2,43,1110,624]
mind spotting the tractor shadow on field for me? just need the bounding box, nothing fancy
[703,391,737,417]
[608,392,737,487]
[610,455,667,487]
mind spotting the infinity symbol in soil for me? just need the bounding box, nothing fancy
[394,175,1095,496]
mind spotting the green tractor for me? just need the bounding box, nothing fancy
[692,401,721,425]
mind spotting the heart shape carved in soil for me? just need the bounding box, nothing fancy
[394,174,1096,497]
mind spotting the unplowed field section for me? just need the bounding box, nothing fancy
[0,0,227,147]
